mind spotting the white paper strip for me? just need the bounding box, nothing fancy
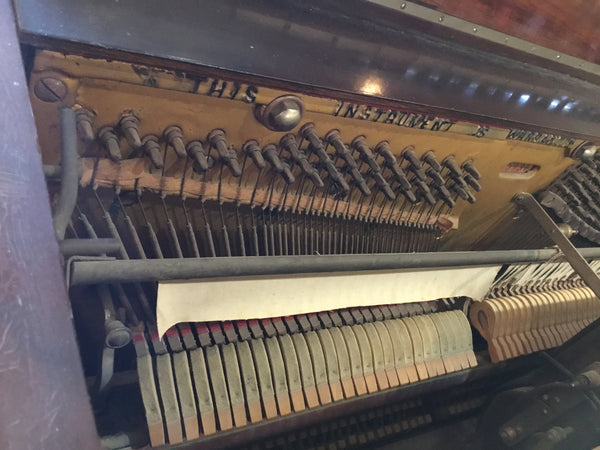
[157,266,500,337]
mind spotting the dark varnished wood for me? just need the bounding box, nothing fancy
[422,0,600,64]
[0,1,100,448]
[12,0,600,140]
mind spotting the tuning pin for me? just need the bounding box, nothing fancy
[402,147,423,169]
[262,144,295,184]
[75,107,95,143]
[281,162,296,184]
[450,182,469,200]
[207,129,242,177]
[98,127,122,161]
[422,151,442,172]
[414,179,436,205]
[435,184,455,208]
[403,188,418,203]
[141,135,164,169]
[372,172,396,200]
[443,156,462,177]
[119,112,142,149]
[242,140,266,170]
[280,134,323,188]
[427,168,446,186]
[163,125,187,159]
[464,174,482,192]
[299,123,323,149]
[462,160,481,180]
[324,130,358,169]
[186,140,210,172]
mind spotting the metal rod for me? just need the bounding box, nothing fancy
[52,108,79,239]
[58,238,122,257]
[69,247,600,286]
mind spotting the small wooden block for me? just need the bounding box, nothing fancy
[340,326,368,396]
[291,333,320,408]
[249,339,278,419]
[156,353,183,443]
[264,337,292,416]
[362,322,390,390]
[352,324,380,393]
[189,347,217,436]
[172,351,200,441]
[222,344,247,428]
[304,331,332,405]
[328,327,355,399]
[137,354,165,447]
[236,341,263,423]
[372,321,400,387]
[278,334,306,412]
[402,317,429,380]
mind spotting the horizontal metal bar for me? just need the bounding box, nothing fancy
[69,248,600,286]
[59,238,122,257]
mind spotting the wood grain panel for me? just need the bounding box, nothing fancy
[0,1,100,448]
[422,0,600,64]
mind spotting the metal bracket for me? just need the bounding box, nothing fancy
[514,192,600,298]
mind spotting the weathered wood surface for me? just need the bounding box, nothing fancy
[0,2,100,448]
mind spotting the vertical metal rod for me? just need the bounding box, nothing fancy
[53,108,79,239]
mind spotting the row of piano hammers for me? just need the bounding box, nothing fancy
[471,286,600,363]
[135,309,476,446]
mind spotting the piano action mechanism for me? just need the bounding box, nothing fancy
[12,1,600,448]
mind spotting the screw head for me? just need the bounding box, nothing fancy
[257,95,304,132]
[34,77,67,102]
